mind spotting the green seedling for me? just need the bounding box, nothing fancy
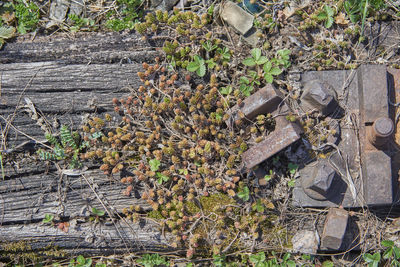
[0,25,15,48]
[263,61,283,83]
[274,49,291,68]
[136,253,169,267]
[382,240,400,266]
[243,48,268,67]
[156,172,169,184]
[202,40,218,52]
[149,158,160,171]
[252,199,265,213]
[69,255,92,267]
[13,0,39,34]
[187,55,206,77]
[42,214,54,224]
[317,5,335,28]
[219,86,233,95]
[91,207,105,217]
[68,14,95,32]
[363,252,381,267]
[38,125,88,169]
[264,170,273,182]
[213,254,226,267]
[237,186,250,201]
[249,251,266,267]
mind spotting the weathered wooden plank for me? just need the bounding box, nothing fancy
[0,167,151,224]
[0,32,171,254]
[0,32,161,64]
[0,219,173,255]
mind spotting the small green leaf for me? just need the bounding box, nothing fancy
[384,247,393,260]
[238,186,250,201]
[240,76,250,85]
[382,240,394,247]
[264,73,273,84]
[270,67,283,76]
[156,172,169,184]
[322,261,334,267]
[187,61,199,72]
[325,5,334,17]
[263,61,272,72]
[256,56,268,65]
[288,163,298,175]
[325,16,334,28]
[220,86,232,95]
[149,159,161,171]
[197,63,206,77]
[251,48,261,61]
[92,207,105,216]
[287,179,296,187]
[77,255,86,264]
[0,26,15,39]
[243,57,256,66]
[42,214,54,224]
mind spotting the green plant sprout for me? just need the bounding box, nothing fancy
[42,214,54,224]
[136,253,169,267]
[37,125,88,169]
[68,14,95,32]
[317,5,335,28]
[13,0,39,34]
[243,48,268,66]
[187,55,206,77]
[344,0,385,37]
[263,61,283,84]
[0,25,15,48]
[382,240,400,266]
[69,255,92,267]
[237,185,250,201]
[363,252,381,267]
[252,199,265,213]
[91,207,105,217]
[264,170,273,182]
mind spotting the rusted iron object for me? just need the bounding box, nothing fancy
[241,122,302,170]
[301,161,339,201]
[321,208,349,250]
[367,117,394,147]
[300,79,338,116]
[293,64,396,207]
[226,84,284,127]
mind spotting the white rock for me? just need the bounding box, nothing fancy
[291,230,319,254]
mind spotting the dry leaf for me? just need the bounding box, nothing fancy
[335,12,349,26]
[2,11,15,24]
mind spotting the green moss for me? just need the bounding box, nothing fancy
[147,209,164,220]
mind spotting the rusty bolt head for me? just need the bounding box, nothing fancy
[308,164,336,195]
[302,162,337,200]
[301,80,338,115]
[368,117,394,147]
[374,117,394,137]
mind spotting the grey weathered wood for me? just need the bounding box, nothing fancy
[0,32,170,255]
[0,31,161,64]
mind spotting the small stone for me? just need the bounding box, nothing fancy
[291,230,319,254]
[220,1,254,35]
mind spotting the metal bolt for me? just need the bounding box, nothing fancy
[301,80,338,115]
[368,117,394,147]
[302,161,337,201]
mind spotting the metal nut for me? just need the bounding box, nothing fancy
[301,161,337,201]
[368,117,394,147]
[301,80,338,116]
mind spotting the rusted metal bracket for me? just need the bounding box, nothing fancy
[227,84,302,172]
[293,65,399,207]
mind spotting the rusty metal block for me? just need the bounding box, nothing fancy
[226,84,284,126]
[241,122,302,170]
[294,64,397,208]
[321,208,349,250]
